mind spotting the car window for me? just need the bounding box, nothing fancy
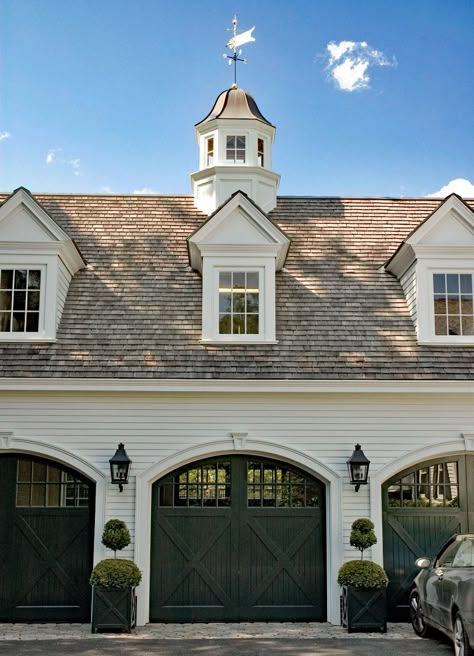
[452,539,474,568]
[437,541,462,567]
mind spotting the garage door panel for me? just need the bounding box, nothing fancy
[0,455,95,622]
[151,456,326,622]
[383,455,472,621]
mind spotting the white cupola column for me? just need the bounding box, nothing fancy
[190,85,280,215]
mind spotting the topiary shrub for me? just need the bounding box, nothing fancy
[349,518,377,559]
[102,519,131,557]
[337,560,388,589]
[90,558,142,589]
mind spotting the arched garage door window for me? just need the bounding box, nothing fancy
[383,454,474,620]
[0,454,95,622]
[151,455,326,622]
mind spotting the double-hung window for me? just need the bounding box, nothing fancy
[433,273,473,337]
[218,271,259,335]
[226,136,246,163]
[0,268,42,334]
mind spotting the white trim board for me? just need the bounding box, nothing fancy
[0,378,473,394]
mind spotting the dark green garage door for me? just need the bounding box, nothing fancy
[150,456,326,622]
[0,454,95,622]
[383,454,474,620]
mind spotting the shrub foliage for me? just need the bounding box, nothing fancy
[337,560,388,589]
[102,519,131,556]
[349,518,377,559]
[90,559,142,588]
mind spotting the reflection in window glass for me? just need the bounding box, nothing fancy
[247,460,321,508]
[434,273,473,336]
[226,135,246,163]
[387,461,459,508]
[15,457,90,508]
[219,271,259,335]
[0,268,41,333]
[159,461,231,507]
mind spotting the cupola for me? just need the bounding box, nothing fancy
[191,85,280,215]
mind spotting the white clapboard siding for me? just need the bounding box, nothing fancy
[400,262,417,326]
[56,259,72,328]
[1,390,473,561]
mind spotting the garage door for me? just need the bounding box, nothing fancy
[150,455,326,622]
[383,454,474,620]
[0,454,95,622]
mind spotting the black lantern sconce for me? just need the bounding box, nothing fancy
[109,443,132,492]
[347,443,370,492]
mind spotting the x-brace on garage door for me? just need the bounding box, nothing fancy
[150,456,326,622]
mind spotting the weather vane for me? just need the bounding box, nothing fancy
[223,16,255,87]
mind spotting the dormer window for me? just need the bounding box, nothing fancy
[0,268,42,333]
[206,137,214,166]
[433,273,473,336]
[219,271,259,335]
[258,138,264,167]
[226,136,246,163]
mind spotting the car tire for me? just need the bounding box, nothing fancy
[409,589,432,638]
[454,612,473,656]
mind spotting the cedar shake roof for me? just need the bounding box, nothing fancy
[0,193,473,380]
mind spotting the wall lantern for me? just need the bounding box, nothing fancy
[347,443,370,492]
[109,443,132,492]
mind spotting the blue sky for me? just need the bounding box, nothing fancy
[1,0,473,198]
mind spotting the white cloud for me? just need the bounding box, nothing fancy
[0,131,11,141]
[46,147,61,164]
[100,186,113,193]
[69,158,81,176]
[325,40,396,92]
[133,187,157,195]
[46,148,82,175]
[426,178,474,198]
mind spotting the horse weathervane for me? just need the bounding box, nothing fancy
[223,16,255,87]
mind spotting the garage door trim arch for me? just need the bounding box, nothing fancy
[0,434,106,565]
[135,438,343,626]
[370,436,468,566]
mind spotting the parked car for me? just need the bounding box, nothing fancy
[410,534,474,656]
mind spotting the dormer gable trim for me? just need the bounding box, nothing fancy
[0,187,86,274]
[385,194,474,278]
[188,191,290,273]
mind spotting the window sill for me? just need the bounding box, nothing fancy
[200,339,278,346]
[418,337,474,346]
[0,335,57,343]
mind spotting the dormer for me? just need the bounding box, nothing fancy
[386,194,474,345]
[188,191,290,343]
[0,187,85,342]
[190,86,280,215]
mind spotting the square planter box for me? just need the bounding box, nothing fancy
[340,586,387,633]
[91,586,137,633]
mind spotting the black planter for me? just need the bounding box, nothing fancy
[340,586,387,633]
[91,586,137,633]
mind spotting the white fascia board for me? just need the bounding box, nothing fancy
[196,117,275,142]
[0,241,85,275]
[408,196,474,246]
[0,189,72,243]
[0,378,473,394]
[190,166,280,185]
[188,191,290,272]
[385,243,415,278]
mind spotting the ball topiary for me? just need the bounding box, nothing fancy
[349,518,377,559]
[337,560,389,589]
[90,558,142,589]
[101,519,131,557]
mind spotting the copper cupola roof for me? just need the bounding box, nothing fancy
[195,86,274,127]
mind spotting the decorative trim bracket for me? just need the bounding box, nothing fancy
[231,432,248,450]
[462,432,474,452]
[0,431,13,449]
